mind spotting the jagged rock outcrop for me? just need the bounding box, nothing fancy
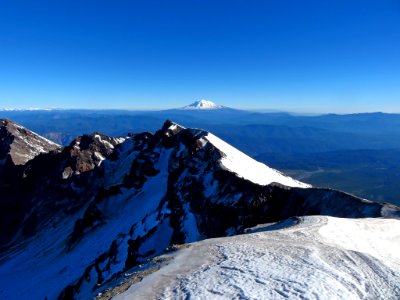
[0,130,127,248]
[0,119,60,166]
[0,119,399,300]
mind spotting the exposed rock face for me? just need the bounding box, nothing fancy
[0,119,399,300]
[0,130,127,247]
[61,133,126,179]
[0,118,60,166]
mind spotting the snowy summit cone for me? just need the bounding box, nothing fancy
[182,99,225,110]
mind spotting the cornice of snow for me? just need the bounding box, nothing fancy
[204,132,311,188]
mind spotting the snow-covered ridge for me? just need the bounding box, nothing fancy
[114,216,400,300]
[165,121,309,188]
[205,132,311,188]
[182,99,225,110]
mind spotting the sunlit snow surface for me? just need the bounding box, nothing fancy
[115,216,400,300]
[205,133,311,188]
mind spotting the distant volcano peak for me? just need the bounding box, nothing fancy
[182,99,225,110]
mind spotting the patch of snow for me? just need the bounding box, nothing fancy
[94,134,114,149]
[197,136,208,147]
[94,151,106,165]
[168,124,178,131]
[112,137,127,145]
[205,133,311,188]
[62,168,72,179]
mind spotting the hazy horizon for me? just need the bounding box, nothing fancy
[1,100,400,115]
[1,1,399,113]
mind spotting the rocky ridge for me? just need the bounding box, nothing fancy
[0,118,59,167]
[0,119,399,300]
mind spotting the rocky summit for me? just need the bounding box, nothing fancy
[0,119,399,300]
[0,118,59,167]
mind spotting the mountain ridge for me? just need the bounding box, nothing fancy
[0,118,60,166]
[0,119,399,299]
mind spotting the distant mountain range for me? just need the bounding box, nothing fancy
[1,104,400,204]
[1,119,398,299]
[0,99,229,111]
[0,107,59,111]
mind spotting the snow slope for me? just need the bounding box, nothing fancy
[205,132,310,187]
[115,216,400,300]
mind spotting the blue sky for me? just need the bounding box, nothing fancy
[0,0,399,112]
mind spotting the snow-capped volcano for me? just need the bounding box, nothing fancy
[0,119,399,299]
[182,99,225,110]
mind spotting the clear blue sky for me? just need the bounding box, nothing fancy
[0,0,399,112]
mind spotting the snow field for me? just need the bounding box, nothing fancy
[116,216,400,300]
